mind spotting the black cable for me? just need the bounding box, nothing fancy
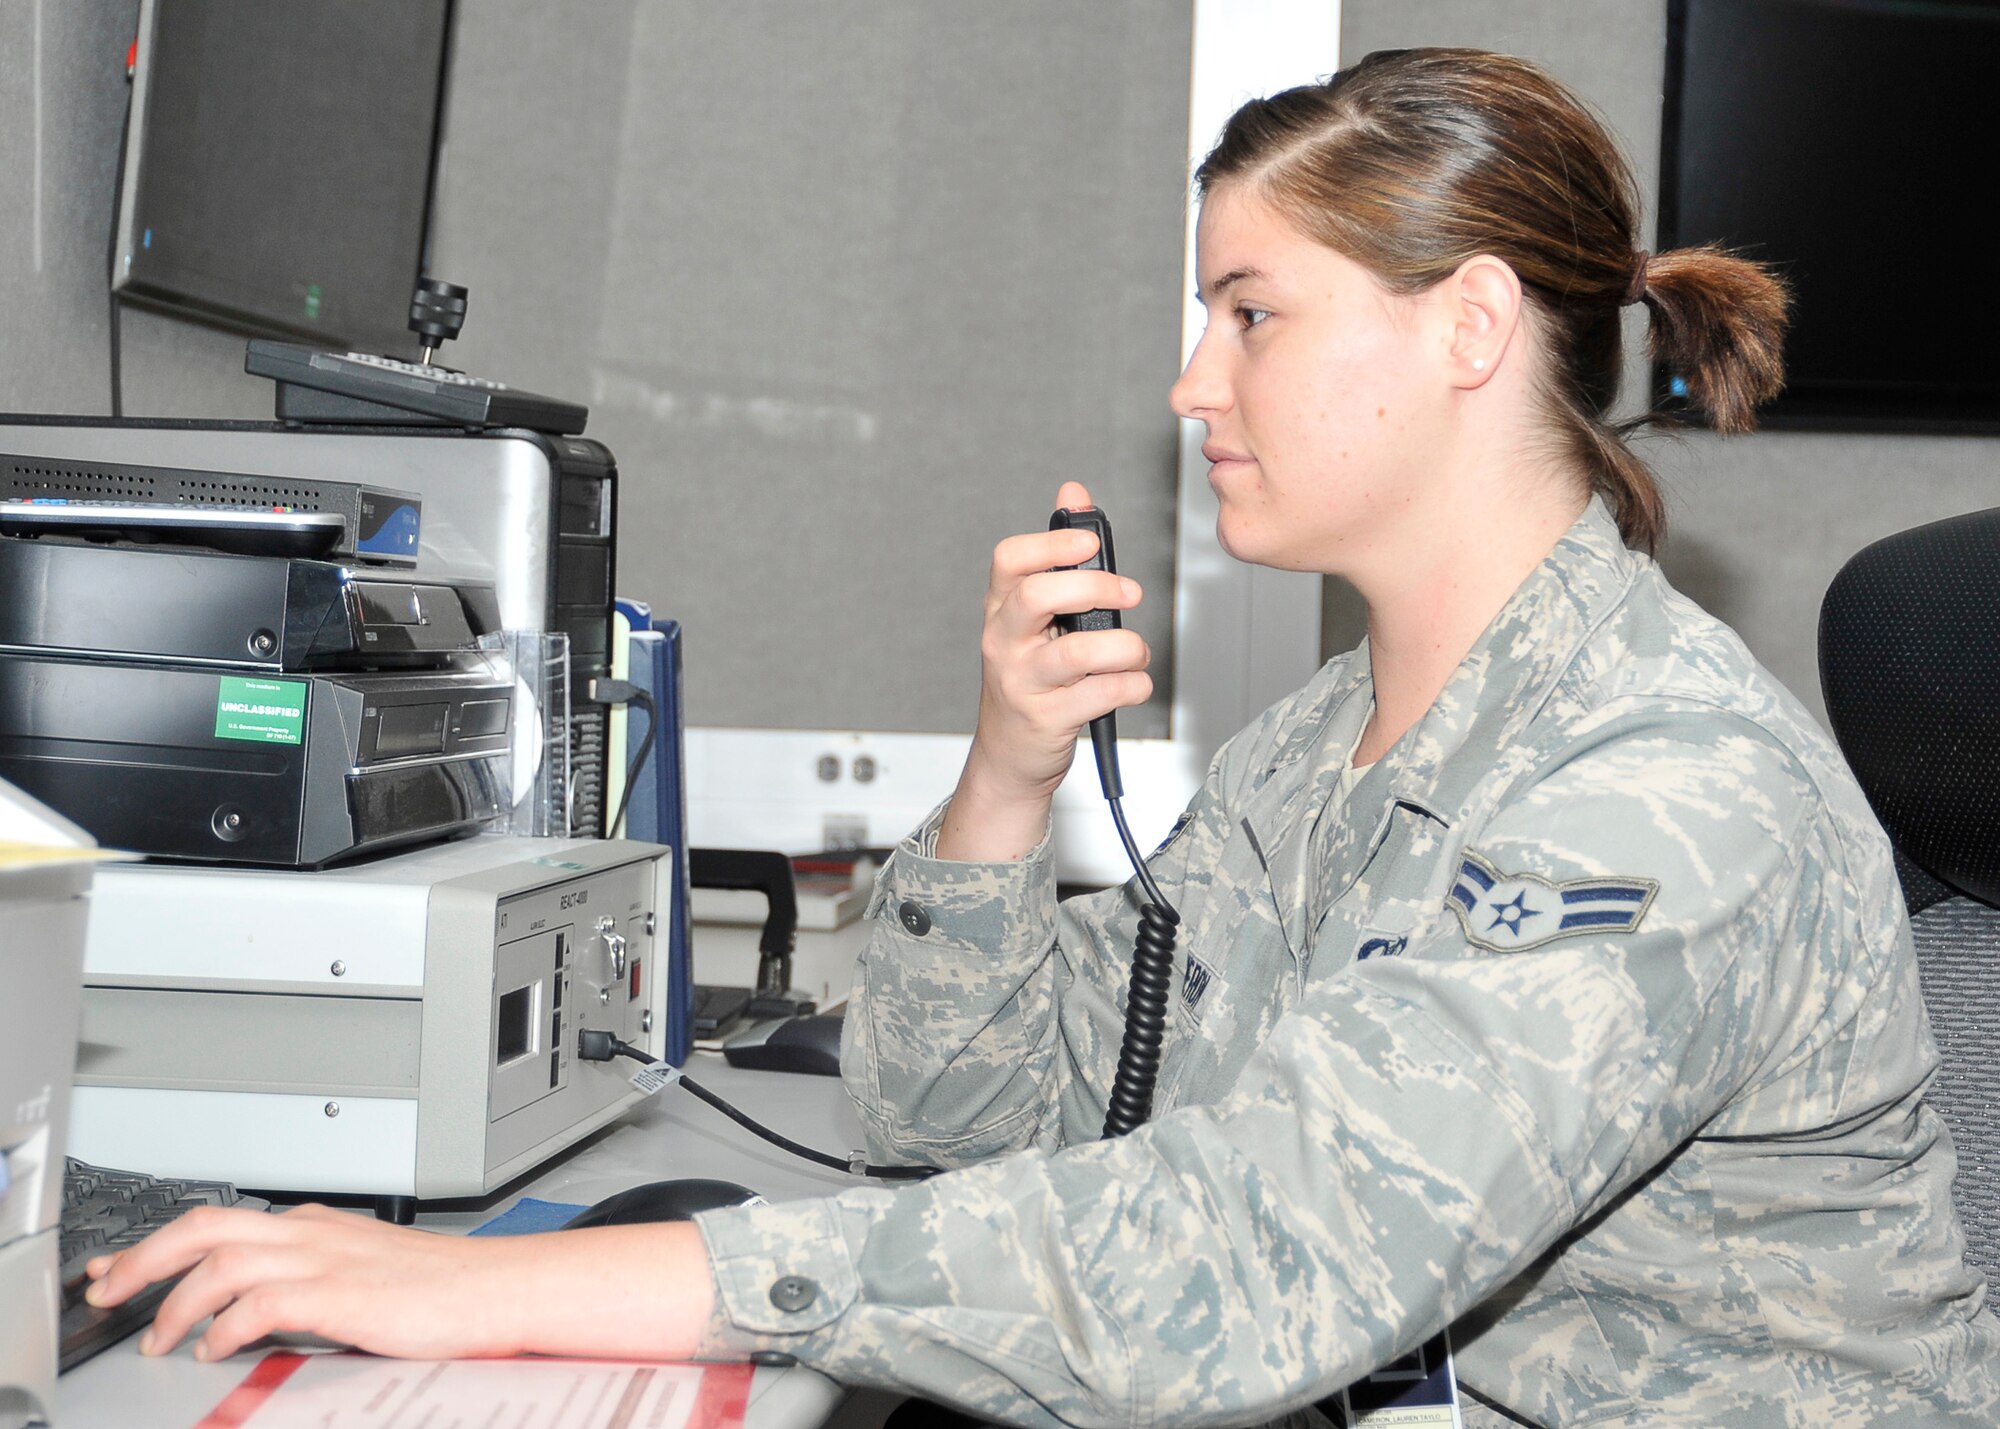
[1110,798,1172,913]
[607,688,654,839]
[588,678,655,839]
[577,1031,937,1182]
[1099,797,1180,1140]
[107,47,136,419]
[677,1075,934,1181]
[108,299,123,420]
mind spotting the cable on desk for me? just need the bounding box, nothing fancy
[576,1030,938,1182]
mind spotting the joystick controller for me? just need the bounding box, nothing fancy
[408,278,468,366]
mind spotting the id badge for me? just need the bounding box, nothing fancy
[1337,1329,1463,1428]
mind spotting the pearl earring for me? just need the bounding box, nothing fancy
[1472,358,1486,372]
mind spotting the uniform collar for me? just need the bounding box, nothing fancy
[1241,498,1641,956]
[1376,496,1640,823]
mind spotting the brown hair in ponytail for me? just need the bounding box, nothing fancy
[1638,245,1789,436]
[1195,48,1790,554]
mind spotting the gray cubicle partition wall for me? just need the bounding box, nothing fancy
[428,1,1193,740]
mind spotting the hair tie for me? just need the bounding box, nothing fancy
[1622,250,1651,306]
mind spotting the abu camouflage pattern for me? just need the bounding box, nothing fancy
[694,500,2000,1426]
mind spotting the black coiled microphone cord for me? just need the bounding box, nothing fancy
[1099,797,1181,1139]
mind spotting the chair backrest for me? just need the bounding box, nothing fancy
[1820,507,2000,908]
[1820,506,2000,1288]
[1905,900,2000,1290]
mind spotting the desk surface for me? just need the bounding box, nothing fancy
[56,1054,866,1429]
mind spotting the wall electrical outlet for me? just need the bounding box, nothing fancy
[821,814,868,850]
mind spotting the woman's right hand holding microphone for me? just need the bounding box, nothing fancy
[936,480,1152,862]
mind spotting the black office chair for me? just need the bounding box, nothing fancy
[1820,507,2000,1290]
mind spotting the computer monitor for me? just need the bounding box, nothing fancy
[111,0,453,354]
[1658,0,2000,432]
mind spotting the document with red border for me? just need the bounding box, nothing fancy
[194,1351,754,1429]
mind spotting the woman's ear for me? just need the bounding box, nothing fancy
[1445,254,1523,388]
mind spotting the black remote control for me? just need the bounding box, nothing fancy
[1048,506,1122,634]
[1048,505,1125,798]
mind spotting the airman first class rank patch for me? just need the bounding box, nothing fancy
[1447,849,1658,953]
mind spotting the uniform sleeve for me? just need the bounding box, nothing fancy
[699,711,1834,1427]
[842,737,1243,1165]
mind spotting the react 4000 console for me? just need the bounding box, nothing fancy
[66,836,688,1218]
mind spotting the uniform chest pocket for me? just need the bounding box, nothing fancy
[1165,919,1294,1100]
[1156,841,1298,1109]
[1304,802,1448,990]
[1306,898,1427,994]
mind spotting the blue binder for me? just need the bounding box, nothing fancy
[624,621,693,1064]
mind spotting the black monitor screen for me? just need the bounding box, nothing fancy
[1660,0,1998,431]
[113,0,451,353]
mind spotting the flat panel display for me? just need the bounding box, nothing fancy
[112,0,451,353]
[1660,0,1999,431]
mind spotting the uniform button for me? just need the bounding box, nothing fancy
[769,1275,820,1313]
[897,900,931,936]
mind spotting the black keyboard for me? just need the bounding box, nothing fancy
[58,1158,269,1371]
[245,340,590,433]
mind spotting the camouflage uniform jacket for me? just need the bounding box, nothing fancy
[695,500,2000,1426]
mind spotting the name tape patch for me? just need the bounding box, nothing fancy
[1447,849,1657,953]
[1180,951,1218,1023]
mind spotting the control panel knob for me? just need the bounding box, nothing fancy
[408,278,468,365]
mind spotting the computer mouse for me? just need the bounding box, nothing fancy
[721,1011,845,1077]
[562,1177,763,1228]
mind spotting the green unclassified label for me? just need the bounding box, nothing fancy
[215,676,307,745]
